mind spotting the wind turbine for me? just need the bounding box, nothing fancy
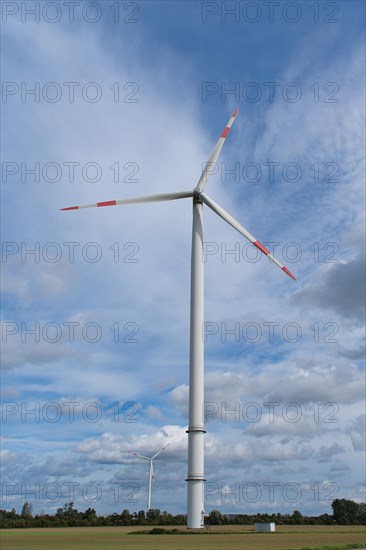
[61,108,296,528]
[128,443,170,512]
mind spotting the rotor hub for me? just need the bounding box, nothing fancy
[193,188,202,202]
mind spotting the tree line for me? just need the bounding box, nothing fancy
[0,498,365,528]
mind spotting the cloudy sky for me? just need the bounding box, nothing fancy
[1,0,365,517]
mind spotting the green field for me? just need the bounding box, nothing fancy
[0,525,365,550]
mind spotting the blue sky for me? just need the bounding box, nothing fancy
[1,0,365,517]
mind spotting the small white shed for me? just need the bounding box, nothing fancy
[254,522,276,532]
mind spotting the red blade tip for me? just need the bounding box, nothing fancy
[97,200,117,207]
[232,107,239,117]
[60,206,78,211]
[282,266,296,281]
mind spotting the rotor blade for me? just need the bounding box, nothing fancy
[151,442,170,460]
[61,191,193,211]
[128,451,150,461]
[151,462,155,484]
[196,108,239,192]
[200,193,296,281]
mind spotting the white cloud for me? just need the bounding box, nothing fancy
[349,415,366,452]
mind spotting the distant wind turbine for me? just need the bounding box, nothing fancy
[61,108,296,528]
[128,444,170,512]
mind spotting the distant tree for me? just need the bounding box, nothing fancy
[66,502,77,516]
[173,514,186,525]
[84,508,97,522]
[146,508,161,523]
[332,498,366,524]
[292,510,303,523]
[317,513,333,525]
[121,509,132,525]
[358,502,366,524]
[137,510,146,524]
[159,510,174,525]
[21,502,33,517]
[208,509,223,525]
[234,514,246,524]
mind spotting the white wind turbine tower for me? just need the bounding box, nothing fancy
[128,443,170,512]
[61,108,296,528]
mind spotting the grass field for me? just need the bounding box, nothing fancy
[0,524,365,550]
